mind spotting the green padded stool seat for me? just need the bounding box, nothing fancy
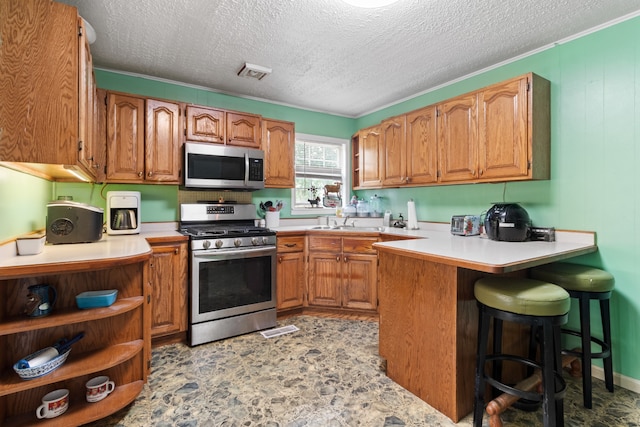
[473,277,570,427]
[474,277,571,316]
[531,263,615,409]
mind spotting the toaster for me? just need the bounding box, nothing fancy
[46,201,104,244]
[451,215,481,236]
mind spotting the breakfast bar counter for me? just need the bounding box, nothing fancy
[373,228,597,422]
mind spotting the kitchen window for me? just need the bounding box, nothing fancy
[290,134,349,216]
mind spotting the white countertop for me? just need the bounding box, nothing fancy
[0,234,152,270]
[271,220,597,274]
[0,222,183,276]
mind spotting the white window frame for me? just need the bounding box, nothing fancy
[290,133,350,216]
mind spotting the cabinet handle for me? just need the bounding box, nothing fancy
[405,177,410,183]
[148,171,153,177]
[336,256,340,262]
[138,171,143,177]
[344,256,347,263]
[279,256,283,263]
[174,248,179,255]
[479,169,484,176]
[284,243,297,248]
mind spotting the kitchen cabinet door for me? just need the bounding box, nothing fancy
[381,115,407,186]
[277,252,306,310]
[149,240,188,338]
[185,105,225,144]
[107,93,146,181]
[145,99,181,183]
[262,118,295,188]
[438,93,479,183]
[406,105,438,185]
[342,253,377,311]
[308,252,342,307]
[226,111,261,148]
[359,126,383,188]
[478,76,529,180]
[77,16,98,180]
[276,235,306,311]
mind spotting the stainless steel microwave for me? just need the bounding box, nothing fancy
[183,142,265,190]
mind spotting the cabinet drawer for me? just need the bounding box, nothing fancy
[343,237,378,254]
[308,236,341,252]
[277,236,305,253]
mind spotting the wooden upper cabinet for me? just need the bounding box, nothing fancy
[145,99,181,182]
[262,118,295,188]
[352,73,549,188]
[381,115,406,186]
[0,0,99,181]
[226,111,261,148]
[359,126,383,188]
[405,106,438,185]
[107,93,146,181]
[107,93,181,183]
[438,92,479,183]
[185,105,225,144]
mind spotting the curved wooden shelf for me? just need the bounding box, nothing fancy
[4,380,144,427]
[0,297,144,336]
[0,252,151,280]
[0,340,143,397]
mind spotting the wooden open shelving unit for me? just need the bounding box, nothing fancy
[0,254,151,426]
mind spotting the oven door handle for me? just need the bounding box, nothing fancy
[192,246,276,259]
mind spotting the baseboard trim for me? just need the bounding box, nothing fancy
[592,365,640,394]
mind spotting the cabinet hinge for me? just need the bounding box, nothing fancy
[78,26,83,38]
[526,82,531,92]
[147,360,151,370]
[528,160,532,170]
[436,109,440,117]
[147,294,151,304]
[78,140,83,152]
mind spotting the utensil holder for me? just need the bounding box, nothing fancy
[265,211,280,228]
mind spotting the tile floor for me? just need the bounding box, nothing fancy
[89,316,640,426]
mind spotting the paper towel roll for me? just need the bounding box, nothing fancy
[407,199,418,230]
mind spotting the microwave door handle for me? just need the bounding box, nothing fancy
[244,152,250,186]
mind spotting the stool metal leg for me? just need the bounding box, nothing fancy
[474,305,490,427]
[600,298,614,393]
[541,320,558,427]
[492,317,503,398]
[578,294,593,408]
[553,317,565,427]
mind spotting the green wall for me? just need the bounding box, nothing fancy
[1,15,639,383]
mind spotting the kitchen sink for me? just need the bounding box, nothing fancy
[310,225,385,232]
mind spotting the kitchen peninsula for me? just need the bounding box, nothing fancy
[373,227,597,422]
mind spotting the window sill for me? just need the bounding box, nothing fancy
[291,207,335,216]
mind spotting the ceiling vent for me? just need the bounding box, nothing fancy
[237,63,272,80]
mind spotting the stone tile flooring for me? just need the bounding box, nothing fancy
[90,316,640,426]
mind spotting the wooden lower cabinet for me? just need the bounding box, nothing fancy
[0,256,150,427]
[307,235,378,312]
[148,238,188,339]
[276,235,306,311]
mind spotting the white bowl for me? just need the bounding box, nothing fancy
[16,235,45,255]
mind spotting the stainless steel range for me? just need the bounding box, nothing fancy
[180,203,277,346]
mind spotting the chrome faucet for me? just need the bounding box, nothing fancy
[342,215,351,226]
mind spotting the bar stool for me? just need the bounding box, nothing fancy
[473,277,570,427]
[531,263,615,408]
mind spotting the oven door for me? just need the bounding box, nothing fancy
[191,246,276,324]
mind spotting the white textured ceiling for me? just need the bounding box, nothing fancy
[59,0,640,117]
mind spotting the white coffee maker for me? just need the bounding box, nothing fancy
[106,191,141,235]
